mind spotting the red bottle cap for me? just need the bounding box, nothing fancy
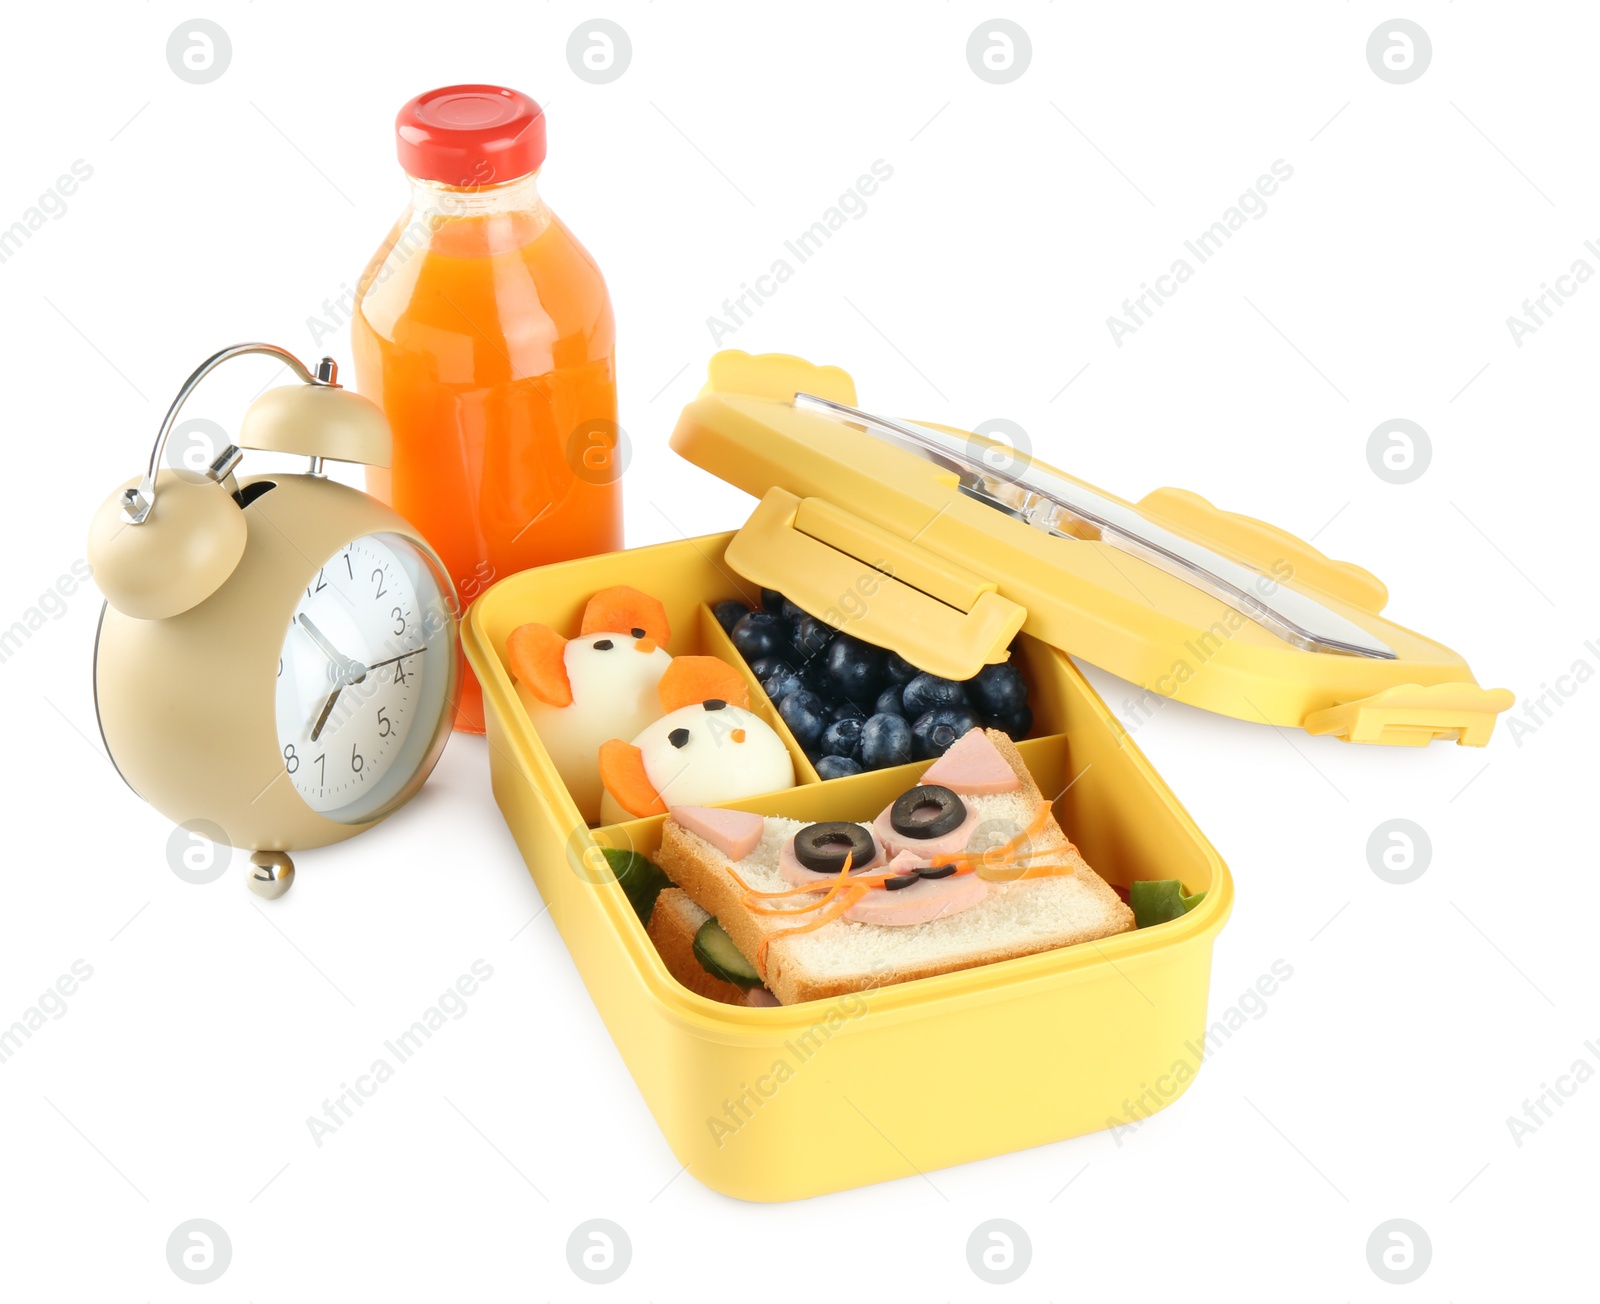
[395,85,546,186]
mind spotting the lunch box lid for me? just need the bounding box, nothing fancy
[668,350,1513,746]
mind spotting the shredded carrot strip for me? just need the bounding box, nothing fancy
[738,800,1082,977]
[928,799,1053,868]
[756,885,868,972]
[733,869,881,900]
[741,851,855,916]
[744,876,907,912]
[920,801,1082,882]
[734,850,945,910]
[981,860,1079,883]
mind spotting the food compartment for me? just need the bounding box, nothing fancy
[707,587,1040,783]
[470,564,820,834]
[598,712,1213,1006]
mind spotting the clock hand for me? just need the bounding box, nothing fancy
[310,685,342,743]
[298,624,422,747]
[364,647,424,672]
[297,614,363,678]
[300,646,425,747]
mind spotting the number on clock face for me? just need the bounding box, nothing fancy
[273,534,450,822]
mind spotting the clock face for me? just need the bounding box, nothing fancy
[274,532,456,824]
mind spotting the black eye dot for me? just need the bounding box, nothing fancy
[593,639,614,651]
[703,698,728,711]
[668,728,691,748]
[631,627,646,639]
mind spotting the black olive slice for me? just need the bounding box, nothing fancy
[917,863,957,880]
[888,784,967,840]
[668,728,690,748]
[593,639,614,650]
[793,821,876,875]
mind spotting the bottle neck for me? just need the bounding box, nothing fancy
[407,170,542,218]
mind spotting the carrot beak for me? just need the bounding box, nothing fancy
[633,637,657,654]
[731,728,747,743]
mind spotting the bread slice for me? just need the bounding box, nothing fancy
[656,730,1135,1005]
[646,888,770,1006]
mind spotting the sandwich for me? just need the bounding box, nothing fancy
[646,888,780,1007]
[653,727,1134,1005]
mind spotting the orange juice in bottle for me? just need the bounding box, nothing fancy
[352,85,620,733]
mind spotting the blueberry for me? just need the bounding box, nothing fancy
[760,587,788,615]
[762,666,804,705]
[820,717,864,758]
[882,651,921,685]
[779,598,810,627]
[984,704,1033,739]
[911,705,982,760]
[731,610,790,662]
[799,657,834,694]
[859,713,914,770]
[826,699,865,723]
[777,689,826,750]
[748,655,790,682]
[902,672,968,718]
[714,599,752,636]
[815,754,863,781]
[874,683,906,718]
[968,661,1028,717]
[790,613,836,662]
[824,635,887,707]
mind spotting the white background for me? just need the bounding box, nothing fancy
[1,2,1594,1299]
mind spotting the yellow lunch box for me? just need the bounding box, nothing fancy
[461,351,1511,1201]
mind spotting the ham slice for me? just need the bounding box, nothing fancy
[844,869,988,926]
[886,850,922,876]
[670,806,765,861]
[774,834,989,926]
[872,801,977,861]
[919,729,1021,794]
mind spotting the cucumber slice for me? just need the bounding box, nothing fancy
[693,918,762,989]
[601,847,672,925]
[1129,879,1205,929]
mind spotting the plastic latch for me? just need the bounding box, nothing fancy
[725,488,1025,680]
[1303,682,1517,748]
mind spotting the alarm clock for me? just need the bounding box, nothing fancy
[88,343,460,898]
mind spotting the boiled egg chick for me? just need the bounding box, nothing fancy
[516,630,672,823]
[599,700,794,825]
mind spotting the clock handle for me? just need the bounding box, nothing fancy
[87,343,342,621]
[119,343,334,525]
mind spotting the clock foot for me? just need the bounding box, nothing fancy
[247,850,295,899]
